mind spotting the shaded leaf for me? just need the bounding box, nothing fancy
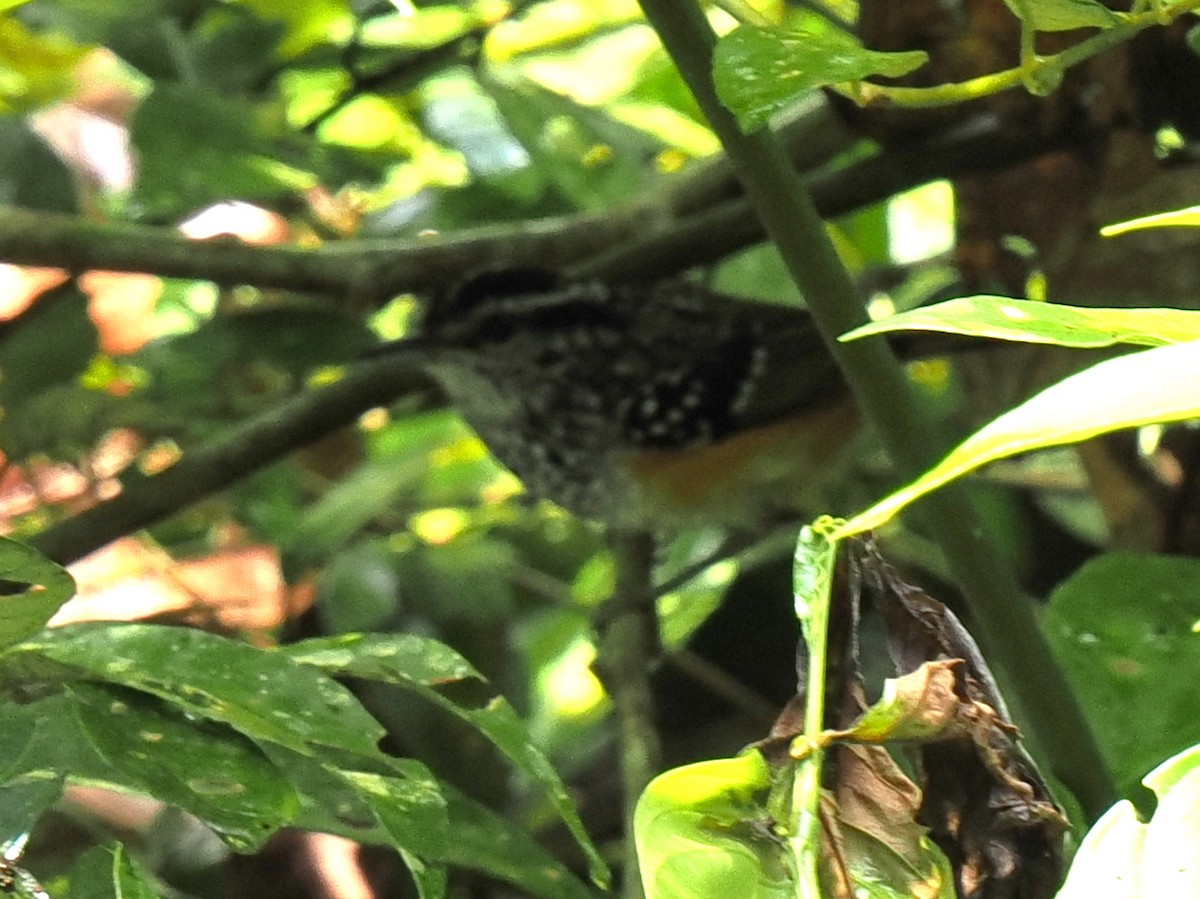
[286,634,609,888]
[842,297,1200,348]
[67,683,300,851]
[1057,745,1200,898]
[437,785,600,899]
[0,539,74,651]
[129,84,317,219]
[837,340,1200,536]
[1044,552,1200,789]
[0,774,62,846]
[848,540,1067,898]
[66,844,159,899]
[714,24,927,131]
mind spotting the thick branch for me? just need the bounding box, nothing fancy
[30,355,433,566]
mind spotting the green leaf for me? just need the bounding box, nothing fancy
[842,297,1200,348]
[129,84,318,219]
[1044,553,1200,790]
[343,767,450,860]
[67,844,159,899]
[0,538,74,650]
[714,24,927,131]
[0,282,96,413]
[436,784,600,899]
[0,774,62,845]
[836,339,1200,536]
[634,751,791,899]
[67,683,301,850]
[3,623,385,756]
[1001,0,1118,32]
[1056,744,1200,898]
[1101,204,1200,236]
[0,16,90,113]
[286,634,610,889]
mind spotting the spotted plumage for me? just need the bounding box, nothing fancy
[413,268,846,525]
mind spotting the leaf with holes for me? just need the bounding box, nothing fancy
[1102,204,1200,236]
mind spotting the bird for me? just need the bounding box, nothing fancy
[376,267,877,531]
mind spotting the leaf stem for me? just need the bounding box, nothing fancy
[855,0,1200,108]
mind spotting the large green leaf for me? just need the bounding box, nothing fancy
[1057,745,1200,898]
[2,623,385,756]
[67,683,301,850]
[1043,553,1200,790]
[634,751,791,899]
[286,634,610,889]
[0,538,74,650]
[714,24,927,132]
[842,297,1200,348]
[836,339,1200,536]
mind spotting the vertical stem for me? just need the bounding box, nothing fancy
[594,531,662,899]
[635,0,1117,820]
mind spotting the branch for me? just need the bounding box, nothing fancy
[29,355,434,566]
[592,531,660,899]
[0,110,1068,307]
[636,0,1116,820]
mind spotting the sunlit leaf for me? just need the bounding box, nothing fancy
[437,785,600,899]
[1101,204,1200,236]
[1057,745,1200,898]
[842,297,1200,348]
[714,24,927,131]
[1001,0,1118,32]
[0,17,90,113]
[836,340,1200,536]
[634,751,791,899]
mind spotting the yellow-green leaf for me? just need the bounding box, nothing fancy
[842,297,1200,348]
[836,339,1200,537]
[1101,205,1200,237]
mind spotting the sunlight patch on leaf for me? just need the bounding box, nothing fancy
[843,297,1200,348]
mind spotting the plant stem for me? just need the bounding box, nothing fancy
[593,532,661,899]
[636,0,1117,821]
